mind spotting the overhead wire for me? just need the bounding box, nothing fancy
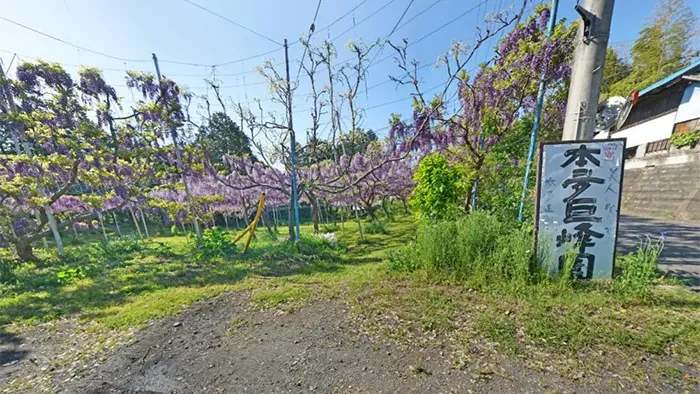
[291,0,501,115]
[328,0,398,43]
[0,0,376,77]
[330,0,490,74]
[394,0,447,32]
[182,0,282,46]
[0,10,281,70]
[4,0,531,130]
[294,0,324,87]
[0,15,151,63]
[289,0,369,46]
[364,0,416,73]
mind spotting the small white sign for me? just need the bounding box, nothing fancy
[535,139,626,279]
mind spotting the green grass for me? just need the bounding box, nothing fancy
[0,224,343,329]
[1,209,699,389]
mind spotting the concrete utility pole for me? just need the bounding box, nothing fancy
[562,0,615,140]
[283,39,302,241]
[152,53,202,240]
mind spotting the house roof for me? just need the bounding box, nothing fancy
[639,60,700,97]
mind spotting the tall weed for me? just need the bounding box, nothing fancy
[614,235,663,298]
[392,211,538,291]
[0,259,16,285]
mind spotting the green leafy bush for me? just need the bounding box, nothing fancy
[614,235,664,297]
[669,130,700,148]
[410,153,466,220]
[364,221,388,235]
[195,228,236,259]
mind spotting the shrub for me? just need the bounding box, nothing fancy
[614,235,664,297]
[669,130,700,149]
[410,153,466,220]
[364,221,388,234]
[194,228,236,260]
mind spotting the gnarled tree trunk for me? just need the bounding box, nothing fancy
[16,238,38,264]
[364,204,378,221]
[381,197,393,222]
[308,193,320,234]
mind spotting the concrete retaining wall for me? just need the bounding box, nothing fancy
[621,147,700,220]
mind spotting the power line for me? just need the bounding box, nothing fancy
[387,0,416,39]
[182,0,282,46]
[159,48,282,67]
[329,0,398,43]
[289,0,369,46]
[294,0,324,86]
[0,15,151,63]
[0,48,280,78]
[315,0,369,36]
[0,13,282,70]
[410,0,491,47]
[361,0,492,72]
[394,0,447,33]
[164,0,373,67]
[365,0,416,72]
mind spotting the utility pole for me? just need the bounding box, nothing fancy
[284,39,302,241]
[0,59,65,254]
[517,0,559,223]
[237,102,247,140]
[152,53,202,240]
[562,0,615,140]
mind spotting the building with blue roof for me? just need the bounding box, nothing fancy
[606,60,700,158]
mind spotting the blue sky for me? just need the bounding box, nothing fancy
[1,0,698,145]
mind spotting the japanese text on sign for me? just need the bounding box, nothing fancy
[536,139,625,279]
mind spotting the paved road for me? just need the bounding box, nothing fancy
[617,214,700,289]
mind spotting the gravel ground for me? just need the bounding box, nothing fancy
[60,293,608,394]
[3,291,695,393]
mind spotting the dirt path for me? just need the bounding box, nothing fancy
[59,292,606,394]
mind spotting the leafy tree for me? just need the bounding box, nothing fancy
[477,118,532,220]
[601,48,631,98]
[410,153,466,220]
[609,0,697,96]
[298,129,377,165]
[198,112,252,165]
[339,128,377,157]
